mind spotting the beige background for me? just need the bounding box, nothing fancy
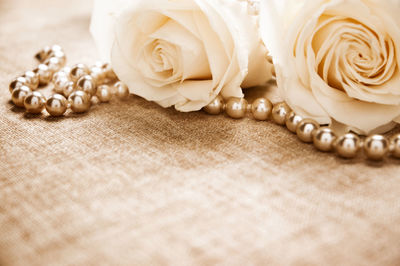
[1,0,400,265]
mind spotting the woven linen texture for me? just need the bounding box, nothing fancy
[0,0,400,265]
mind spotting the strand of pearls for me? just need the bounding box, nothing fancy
[9,44,400,161]
[203,96,400,161]
[9,45,130,117]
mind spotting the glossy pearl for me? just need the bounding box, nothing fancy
[98,62,118,82]
[45,56,65,73]
[35,46,52,62]
[52,50,66,66]
[62,81,75,98]
[76,75,97,96]
[296,119,319,143]
[34,63,53,86]
[90,66,106,85]
[390,134,400,159]
[204,96,224,115]
[251,98,272,121]
[364,135,389,161]
[68,91,91,113]
[59,66,72,75]
[226,97,248,119]
[24,91,46,114]
[313,127,336,152]
[34,45,63,63]
[9,77,28,93]
[52,72,70,94]
[96,85,112,103]
[114,81,130,100]
[23,71,39,90]
[106,68,118,82]
[11,85,31,107]
[50,44,63,52]
[271,102,290,125]
[285,111,302,133]
[53,70,68,81]
[335,133,360,159]
[45,94,68,116]
[70,63,90,82]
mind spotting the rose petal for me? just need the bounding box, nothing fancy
[176,80,213,101]
[261,0,400,133]
[149,19,211,80]
[90,0,130,61]
[111,39,178,102]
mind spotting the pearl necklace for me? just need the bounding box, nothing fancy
[8,44,400,162]
[9,45,130,117]
[203,94,400,161]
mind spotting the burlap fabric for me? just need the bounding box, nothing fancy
[1,1,400,265]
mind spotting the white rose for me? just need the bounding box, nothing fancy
[90,0,272,112]
[260,0,400,134]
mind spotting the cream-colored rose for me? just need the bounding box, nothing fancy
[90,0,272,112]
[260,0,400,134]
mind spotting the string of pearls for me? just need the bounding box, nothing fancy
[8,44,400,161]
[203,96,400,161]
[9,45,130,117]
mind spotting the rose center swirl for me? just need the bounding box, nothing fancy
[142,39,181,82]
[312,16,397,90]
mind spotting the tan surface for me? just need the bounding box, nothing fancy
[1,1,400,265]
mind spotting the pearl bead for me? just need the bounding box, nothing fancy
[53,70,68,81]
[34,63,53,86]
[99,62,118,82]
[45,56,65,73]
[46,94,68,116]
[24,91,46,114]
[335,133,360,159]
[52,72,70,94]
[226,97,248,119]
[285,111,302,133]
[390,134,400,159]
[59,66,72,75]
[364,135,389,161]
[271,102,290,125]
[76,75,97,96]
[23,71,39,90]
[251,98,272,121]
[35,46,52,62]
[96,85,112,103]
[68,91,91,113]
[114,81,130,100]
[50,44,63,53]
[107,70,118,82]
[70,63,90,82]
[296,119,319,143]
[204,96,224,115]
[34,45,63,63]
[90,66,106,85]
[52,50,66,66]
[313,127,336,152]
[9,77,28,93]
[62,81,75,98]
[11,85,31,107]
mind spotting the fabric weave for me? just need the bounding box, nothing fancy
[1,1,400,265]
